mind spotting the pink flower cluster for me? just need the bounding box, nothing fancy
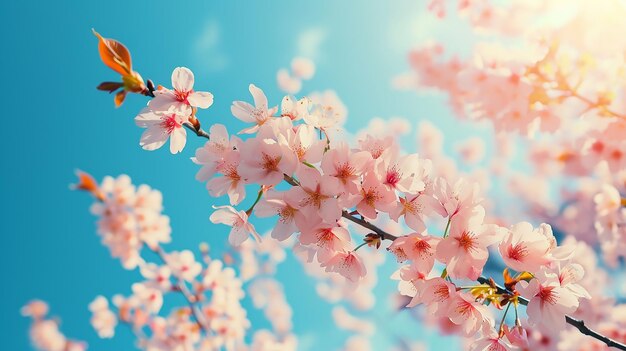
[22,300,87,351]
[397,1,626,176]
[87,174,171,269]
[135,67,213,154]
[93,247,250,351]
[142,74,591,347]
[72,174,253,350]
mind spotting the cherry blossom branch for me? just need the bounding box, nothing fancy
[151,245,212,334]
[282,160,625,348]
[476,277,626,350]
[176,97,626,349]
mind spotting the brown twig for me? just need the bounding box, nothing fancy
[183,122,210,139]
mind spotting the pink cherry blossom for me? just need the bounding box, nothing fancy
[436,206,503,280]
[165,250,202,282]
[391,263,429,303]
[498,221,553,273]
[238,137,297,186]
[29,320,70,351]
[470,329,514,351]
[280,95,309,121]
[389,193,440,233]
[193,123,241,182]
[543,262,590,300]
[139,263,172,291]
[502,325,529,349]
[209,205,261,245]
[387,232,440,273]
[254,190,300,241]
[456,137,486,165]
[231,84,278,134]
[149,67,214,114]
[322,251,366,282]
[135,108,187,154]
[517,273,580,330]
[307,90,347,127]
[277,123,325,166]
[206,151,246,205]
[432,177,481,220]
[23,301,87,351]
[413,277,457,315]
[321,142,371,195]
[358,135,396,160]
[285,167,342,224]
[89,296,117,338]
[21,300,49,320]
[303,103,342,131]
[594,184,622,217]
[352,172,396,220]
[299,222,352,263]
[88,174,171,269]
[447,291,494,336]
[375,149,425,193]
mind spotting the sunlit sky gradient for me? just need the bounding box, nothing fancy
[0,1,500,350]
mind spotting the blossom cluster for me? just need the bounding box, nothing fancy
[397,0,626,177]
[119,59,592,347]
[392,0,626,269]
[71,174,251,350]
[22,300,87,351]
[76,172,171,269]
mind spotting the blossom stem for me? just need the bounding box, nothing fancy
[442,218,451,238]
[477,276,626,350]
[498,302,512,334]
[353,241,368,252]
[245,188,265,215]
[183,122,210,139]
[457,285,485,290]
[321,128,331,151]
[302,161,316,169]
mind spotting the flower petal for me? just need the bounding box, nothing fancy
[188,91,214,109]
[172,67,194,92]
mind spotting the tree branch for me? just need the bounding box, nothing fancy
[340,210,399,241]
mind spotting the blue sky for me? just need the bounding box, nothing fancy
[0,1,492,350]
